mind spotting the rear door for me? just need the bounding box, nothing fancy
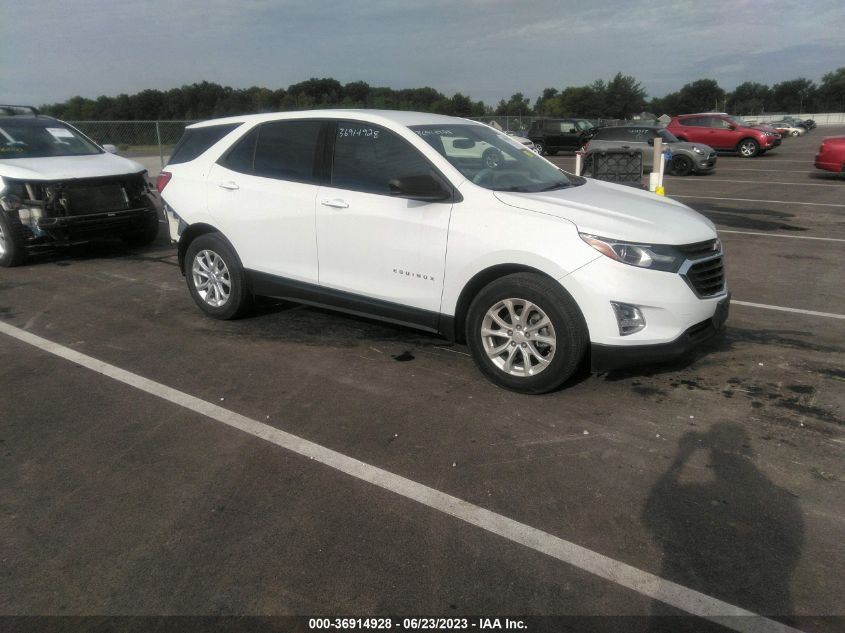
[205,119,323,282]
[315,121,452,319]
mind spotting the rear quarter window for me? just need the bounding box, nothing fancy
[168,123,242,165]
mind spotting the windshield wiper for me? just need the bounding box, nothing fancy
[537,180,571,191]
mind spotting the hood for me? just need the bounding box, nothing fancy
[493,179,717,245]
[0,153,146,181]
[669,140,715,155]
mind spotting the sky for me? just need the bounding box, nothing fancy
[2,0,844,108]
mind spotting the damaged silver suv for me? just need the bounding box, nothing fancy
[0,105,159,266]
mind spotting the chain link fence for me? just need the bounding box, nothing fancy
[68,121,194,171]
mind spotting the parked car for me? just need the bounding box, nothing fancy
[159,110,728,393]
[527,118,596,155]
[0,105,159,267]
[667,113,781,157]
[814,136,845,173]
[506,132,539,153]
[584,125,717,176]
[768,120,805,137]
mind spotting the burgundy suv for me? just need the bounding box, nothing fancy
[667,113,781,158]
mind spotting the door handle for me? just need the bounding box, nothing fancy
[320,198,349,209]
[218,181,239,190]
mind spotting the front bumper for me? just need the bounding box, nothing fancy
[591,294,730,371]
[24,207,156,244]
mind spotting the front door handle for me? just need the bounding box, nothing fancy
[320,198,349,209]
[218,181,239,190]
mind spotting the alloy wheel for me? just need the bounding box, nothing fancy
[480,298,556,377]
[192,249,231,307]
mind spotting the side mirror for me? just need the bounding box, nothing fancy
[102,144,118,154]
[727,124,736,131]
[647,138,655,146]
[452,138,476,149]
[389,175,451,202]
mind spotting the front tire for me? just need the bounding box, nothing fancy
[0,212,27,267]
[466,273,587,394]
[670,155,693,176]
[184,233,251,319]
[737,138,760,158]
[535,141,546,156]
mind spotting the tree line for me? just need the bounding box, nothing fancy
[41,68,845,121]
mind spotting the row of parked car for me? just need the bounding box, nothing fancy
[516,111,840,179]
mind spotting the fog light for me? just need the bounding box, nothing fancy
[611,302,646,336]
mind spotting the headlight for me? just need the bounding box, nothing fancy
[579,233,685,272]
[691,146,704,154]
[764,131,775,137]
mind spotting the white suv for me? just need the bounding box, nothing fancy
[159,110,729,393]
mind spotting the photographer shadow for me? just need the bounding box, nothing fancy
[643,423,804,632]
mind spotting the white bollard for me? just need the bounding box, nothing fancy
[649,138,662,192]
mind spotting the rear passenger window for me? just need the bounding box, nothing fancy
[253,120,322,183]
[221,127,258,174]
[331,123,433,195]
[680,118,703,127]
[168,123,241,165]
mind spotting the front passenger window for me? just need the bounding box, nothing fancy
[331,123,434,195]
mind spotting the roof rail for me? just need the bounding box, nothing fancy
[0,104,40,116]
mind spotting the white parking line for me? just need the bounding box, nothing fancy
[672,195,845,208]
[715,168,817,173]
[718,230,845,243]
[675,179,843,188]
[0,320,804,633]
[732,301,845,320]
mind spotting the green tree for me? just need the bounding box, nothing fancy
[726,82,771,115]
[604,73,646,119]
[769,78,816,113]
[818,67,845,111]
[495,92,532,116]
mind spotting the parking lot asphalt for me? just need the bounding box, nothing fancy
[1,127,843,632]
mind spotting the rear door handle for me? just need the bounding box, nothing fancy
[218,181,239,190]
[320,198,349,209]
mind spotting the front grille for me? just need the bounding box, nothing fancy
[685,257,725,297]
[62,184,130,216]
[676,239,719,260]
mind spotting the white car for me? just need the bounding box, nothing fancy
[159,110,729,393]
[0,106,159,266]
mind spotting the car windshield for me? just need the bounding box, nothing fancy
[411,124,580,192]
[0,119,102,159]
[657,129,680,143]
[574,120,593,131]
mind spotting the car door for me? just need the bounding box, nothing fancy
[315,121,452,321]
[559,119,581,149]
[706,117,737,150]
[205,119,323,282]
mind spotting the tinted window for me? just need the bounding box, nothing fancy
[253,120,322,183]
[593,127,626,141]
[332,123,433,195]
[221,127,258,173]
[169,123,241,165]
[679,117,704,127]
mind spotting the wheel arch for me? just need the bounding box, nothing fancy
[178,223,229,274]
[448,264,583,343]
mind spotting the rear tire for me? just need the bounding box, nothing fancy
[184,233,251,319]
[0,212,27,267]
[465,273,587,394]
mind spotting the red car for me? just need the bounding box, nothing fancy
[667,113,781,158]
[815,136,845,173]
